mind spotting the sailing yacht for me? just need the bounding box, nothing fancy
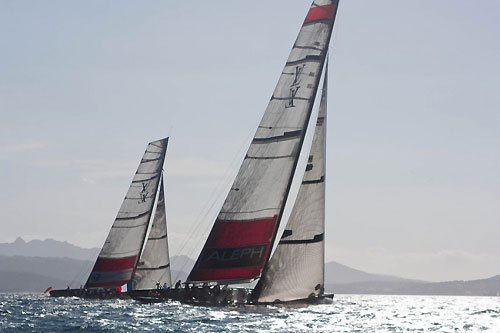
[177,0,340,305]
[50,138,172,298]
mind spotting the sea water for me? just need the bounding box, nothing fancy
[0,294,498,332]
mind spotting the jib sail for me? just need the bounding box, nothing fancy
[132,175,172,290]
[256,60,329,302]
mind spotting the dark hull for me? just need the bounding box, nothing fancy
[129,287,249,305]
[129,288,333,306]
[254,293,334,306]
[49,289,129,299]
[128,290,168,303]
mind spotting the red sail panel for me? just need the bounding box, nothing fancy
[92,256,137,272]
[304,4,336,24]
[206,217,277,247]
[86,256,137,288]
[188,216,278,283]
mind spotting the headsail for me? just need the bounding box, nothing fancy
[187,0,339,284]
[86,138,168,288]
[255,59,329,303]
[131,175,172,290]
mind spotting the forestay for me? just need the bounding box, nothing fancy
[256,60,328,303]
[86,138,168,288]
[132,176,172,290]
[188,0,339,284]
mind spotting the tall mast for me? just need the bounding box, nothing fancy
[187,0,340,285]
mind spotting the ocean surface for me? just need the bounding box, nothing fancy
[0,294,498,332]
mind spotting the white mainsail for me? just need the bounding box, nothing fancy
[188,0,339,284]
[86,138,168,288]
[132,175,172,290]
[256,61,328,303]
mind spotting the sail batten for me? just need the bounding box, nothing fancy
[279,233,324,245]
[285,56,323,66]
[110,223,149,230]
[302,176,325,184]
[147,234,168,241]
[115,211,151,220]
[136,264,170,271]
[131,175,160,183]
[85,138,168,289]
[245,154,294,160]
[188,0,338,284]
[252,130,302,144]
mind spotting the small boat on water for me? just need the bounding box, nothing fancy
[132,0,340,306]
[49,138,172,298]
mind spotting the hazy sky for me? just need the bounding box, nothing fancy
[1,0,499,282]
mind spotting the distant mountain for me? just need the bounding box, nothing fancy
[0,237,99,261]
[0,238,421,285]
[325,261,424,284]
[0,255,93,291]
[327,275,500,296]
[0,271,69,293]
[0,254,192,293]
[1,238,498,296]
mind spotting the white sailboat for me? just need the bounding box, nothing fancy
[181,0,339,305]
[50,138,172,297]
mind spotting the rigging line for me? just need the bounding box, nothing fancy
[219,207,279,215]
[166,123,175,139]
[173,157,244,282]
[68,247,101,288]
[173,164,234,279]
[172,120,260,282]
[178,110,258,230]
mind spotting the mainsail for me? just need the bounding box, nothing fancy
[131,175,172,290]
[188,0,339,284]
[86,138,168,288]
[255,60,328,303]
